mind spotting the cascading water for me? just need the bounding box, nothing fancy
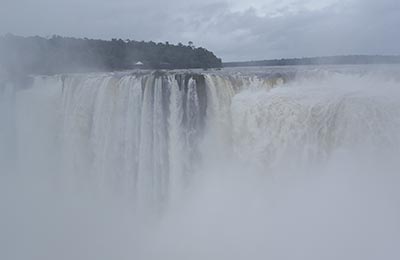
[1,66,400,260]
[60,73,211,205]
[231,72,400,171]
[9,71,276,205]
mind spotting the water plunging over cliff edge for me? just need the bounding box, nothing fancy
[1,66,400,260]
[7,68,400,201]
[10,70,285,204]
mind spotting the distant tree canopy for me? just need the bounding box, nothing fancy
[223,55,400,68]
[0,34,222,77]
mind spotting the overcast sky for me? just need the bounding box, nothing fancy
[1,0,399,61]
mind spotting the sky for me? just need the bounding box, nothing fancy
[1,0,399,61]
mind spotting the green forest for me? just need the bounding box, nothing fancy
[223,55,400,67]
[0,34,222,77]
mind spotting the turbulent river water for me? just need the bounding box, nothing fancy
[1,65,400,260]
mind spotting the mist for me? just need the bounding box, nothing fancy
[1,66,400,260]
[2,154,400,260]
[1,0,400,258]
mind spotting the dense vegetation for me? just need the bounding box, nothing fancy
[224,55,400,67]
[0,34,222,77]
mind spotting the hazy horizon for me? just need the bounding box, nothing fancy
[1,0,399,61]
[4,33,400,64]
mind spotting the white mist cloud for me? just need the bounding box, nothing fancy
[1,64,400,260]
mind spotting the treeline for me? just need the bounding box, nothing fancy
[0,34,222,76]
[224,55,400,67]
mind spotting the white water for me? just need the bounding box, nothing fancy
[1,66,400,259]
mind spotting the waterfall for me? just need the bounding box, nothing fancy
[2,66,400,260]
[6,69,400,201]
[231,73,400,171]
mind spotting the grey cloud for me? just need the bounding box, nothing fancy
[1,0,399,61]
[179,0,400,61]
